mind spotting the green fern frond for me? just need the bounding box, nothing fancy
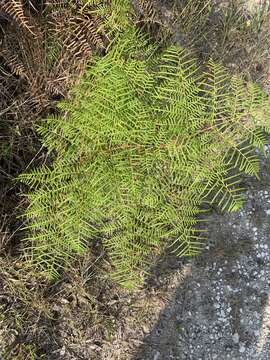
[19,28,270,287]
[249,129,268,153]
[204,59,230,124]
[227,143,260,177]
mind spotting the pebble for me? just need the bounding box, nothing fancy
[239,344,246,353]
[232,333,239,344]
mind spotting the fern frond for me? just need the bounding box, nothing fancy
[19,27,270,286]
[249,129,268,153]
[205,171,245,212]
[0,49,27,78]
[133,0,159,23]
[226,142,260,177]
[2,0,35,34]
[203,59,230,124]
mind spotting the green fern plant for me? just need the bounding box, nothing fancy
[19,28,270,288]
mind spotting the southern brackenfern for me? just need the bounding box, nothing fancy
[19,28,270,288]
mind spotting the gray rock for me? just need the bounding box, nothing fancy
[239,343,246,353]
[232,333,239,344]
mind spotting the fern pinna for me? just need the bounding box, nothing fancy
[19,29,270,287]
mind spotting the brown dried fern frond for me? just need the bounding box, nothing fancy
[0,48,27,78]
[72,14,105,49]
[132,0,167,40]
[133,0,159,23]
[45,8,106,94]
[0,0,107,112]
[1,0,35,35]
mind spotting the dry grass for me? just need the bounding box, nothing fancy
[157,0,270,86]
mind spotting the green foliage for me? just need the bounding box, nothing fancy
[19,28,270,288]
[81,0,131,35]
